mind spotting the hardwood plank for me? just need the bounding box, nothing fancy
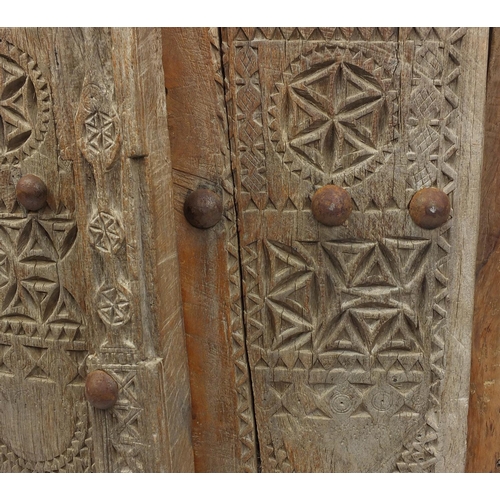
[466,27,500,473]
[162,27,257,472]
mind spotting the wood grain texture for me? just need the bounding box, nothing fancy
[0,28,194,472]
[466,27,500,473]
[223,27,488,472]
[162,27,257,472]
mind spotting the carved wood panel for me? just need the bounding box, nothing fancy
[223,27,487,472]
[0,28,193,473]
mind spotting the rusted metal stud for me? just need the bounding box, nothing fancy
[311,184,353,227]
[409,187,450,229]
[85,370,119,410]
[16,174,48,211]
[184,188,223,229]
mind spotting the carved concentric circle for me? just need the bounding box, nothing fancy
[96,283,131,327]
[0,39,51,167]
[330,393,354,414]
[269,44,398,187]
[370,389,395,412]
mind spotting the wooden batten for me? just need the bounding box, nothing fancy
[467,27,500,473]
[162,28,258,472]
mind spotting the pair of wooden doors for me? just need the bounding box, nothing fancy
[0,27,493,472]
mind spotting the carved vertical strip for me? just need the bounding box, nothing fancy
[439,28,487,473]
[232,39,267,211]
[395,27,473,473]
[212,28,258,472]
[72,27,143,472]
[70,27,192,472]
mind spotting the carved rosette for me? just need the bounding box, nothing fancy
[96,282,131,328]
[75,83,121,174]
[269,44,398,188]
[89,211,125,254]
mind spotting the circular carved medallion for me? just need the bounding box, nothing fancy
[331,393,354,414]
[96,283,131,327]
[270,45,398,188]
[89,211,125,254]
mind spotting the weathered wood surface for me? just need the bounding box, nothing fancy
[223,27,488,472]
[466,27,500,473]
[162,28,257,472]
[0,28,194,472]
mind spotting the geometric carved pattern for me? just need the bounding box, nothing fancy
[242,234,441,471]
[85,110,118,161]
[75,83,121,173]
[223,167,258,471]
[89,211,125,254]
[255,237,430,420]
[96,283,131,327]
[76,60,143,472]
[97,358,143,473]
[0,56,34,153]
[212,22,258,471]
[0,402,93,472]
[395,27,464,472]
[0,210,85,355]
[0,203,90,469]
[0,248,9,287]
[233,28,399,43]
[270,45,398,188]
[0,39,51,167]
[105,367,144,472]
[234,43,267,210]
[404,27,464,197]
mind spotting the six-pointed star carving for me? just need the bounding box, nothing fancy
[287,61,385,174]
